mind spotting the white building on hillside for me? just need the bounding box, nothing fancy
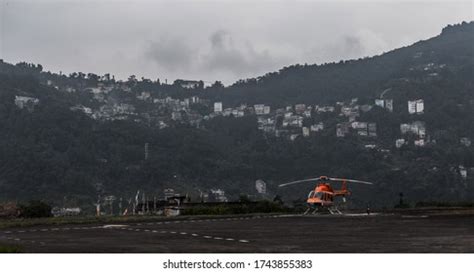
[214,102,223,113]
[14,96,39,110]
[408,99,424,114]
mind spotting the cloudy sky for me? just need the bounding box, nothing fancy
[0,0,472,85]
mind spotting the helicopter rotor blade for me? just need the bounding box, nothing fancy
[278,177,322,187]
[328,177,373,185]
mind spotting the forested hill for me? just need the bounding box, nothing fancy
[0,22,473,210]
[213,21,474,106]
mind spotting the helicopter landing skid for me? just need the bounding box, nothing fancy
[303,207,319,215]
[328,207,342,215]
[303,206,342,215]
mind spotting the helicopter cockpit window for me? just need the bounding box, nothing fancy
[308,191,324,199]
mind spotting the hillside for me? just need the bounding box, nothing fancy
[0,22,473,211]
[220,21,474,106]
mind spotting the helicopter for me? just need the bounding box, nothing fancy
[279,176,373,215]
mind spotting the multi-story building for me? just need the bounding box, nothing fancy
[310,122,324,132]
[408,99,424,114]
[302,127,310,137]
[368,123,377,137]
[400,121,426,138]
[254,104,266,115]
[460,137,471,147]
[395,139,406,148]
[214,102,223,113]
[15,96,39,110]
[336,123,350,137]
[295,104,306,114]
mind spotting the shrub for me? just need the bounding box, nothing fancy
[19,200,52,218]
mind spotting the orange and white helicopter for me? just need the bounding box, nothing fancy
[279,176,373,214]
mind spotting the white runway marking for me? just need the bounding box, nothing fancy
[1,235,48,246]
[126,214,292,228]
[103,225,129,229]
[401,215,428,218]
[108,226,250,244]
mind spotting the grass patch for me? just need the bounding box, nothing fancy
[0,244,22,253]
[182,200,291,215]
[0,201,296,229]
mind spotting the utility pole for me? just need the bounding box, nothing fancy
[110,198,114,216]
[146,197,149,214]
[133,190,140,215]
[144,143,149,160]
[142,192,146,214]
[118,197,122,216]
[96,195,101,217]
[123,198,132,216]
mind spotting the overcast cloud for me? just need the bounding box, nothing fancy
[0,0,472,84]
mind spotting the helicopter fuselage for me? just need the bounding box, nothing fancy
[306,182,349,207]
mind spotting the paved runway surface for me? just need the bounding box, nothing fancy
[1,213,473,252]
